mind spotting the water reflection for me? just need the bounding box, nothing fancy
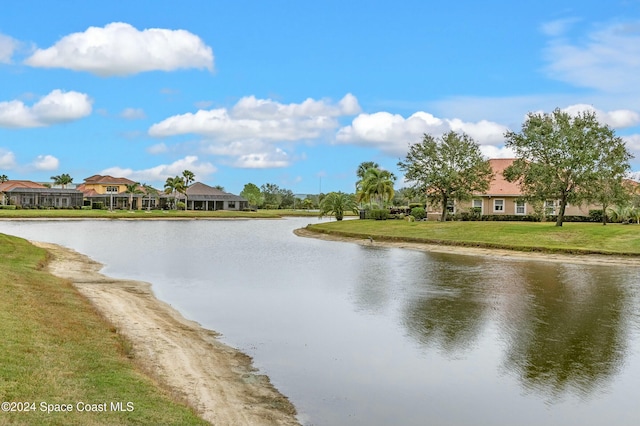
[402,253,494,355]
[501,263,631,399]
[401,252,633,400]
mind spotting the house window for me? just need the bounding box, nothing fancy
[105,186,119,194]
[493,199,504,212]
[515,200,525,215]
[228,201,236,209]
[545,200,556,215]
[446,199,455,213]
[472,199,483,214]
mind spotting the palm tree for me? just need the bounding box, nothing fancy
[164,176,185,210]
[357,167,396,208]
[319,191,359,221]
[356,161,380,181]
[607,205,631,223]
[0,174,8,183]
[142,184,159,211]
[51,173,73,188]
[124,183,143,210]
[182,170,195,210]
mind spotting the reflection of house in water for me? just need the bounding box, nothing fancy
[0,180,83,208]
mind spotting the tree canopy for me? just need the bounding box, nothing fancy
[51,173,73,188]
[240,183,263,208]
[504,109,632,226]
[356,166,395,208]
[398,131,493,221]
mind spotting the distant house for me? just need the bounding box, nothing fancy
[76,175,157,210]
[0,180,83,208]
[170,182,248,211]
[426,158,600,219]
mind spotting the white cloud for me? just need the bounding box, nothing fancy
[149,94,358,169]
[150,93,360,141]
[336,110,508,156]
[32,155,59,171]
[0,149,16,169]
[623,134,640,156]
[146,142,169,154]
[203,139,292,168]
[25,22,214,77]
[0,90,92,128]
[0,33,18,63]
[120,107,146,120]
[100,155,216,183]
[543,21,640,92]
[479,145,516,159]
[539,18,580,37]
[562,104,640,128]
[233,149,290,169]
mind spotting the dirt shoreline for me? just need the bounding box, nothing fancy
[294,228,640,266]
[32,241,299,426]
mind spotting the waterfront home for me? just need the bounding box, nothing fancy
[426,158,603,220]
[171,182,248,211]
[77,175,154,210]
[0,180,83,208]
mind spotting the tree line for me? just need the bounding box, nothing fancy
[398,108,634,227]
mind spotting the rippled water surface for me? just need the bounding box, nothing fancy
[1,218,639,425]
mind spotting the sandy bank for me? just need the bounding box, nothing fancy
[294,228,640,267]
[32,241,299,426]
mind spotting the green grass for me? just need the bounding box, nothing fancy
[0,234,209,425]
[0,208,349,219]
[306,220,640,255]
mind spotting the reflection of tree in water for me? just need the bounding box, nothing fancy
[502,263,630,399]
[402,253,494,355]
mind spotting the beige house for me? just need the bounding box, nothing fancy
[77,175,152,210]
[427,158,597,220]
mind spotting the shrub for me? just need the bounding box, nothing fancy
[411,207,426,220]
[406,215,415,222]
[176,202,186,210]
[409,203,424,209]
[369,209,390,220]
[589,209,604,223]
[92,202,104,210]
[0,205,17,210]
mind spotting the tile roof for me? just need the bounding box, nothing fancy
[0,180,47,192]
[82,175,137,185]
[479,158,523,196]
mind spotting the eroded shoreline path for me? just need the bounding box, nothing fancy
[33,241,299,426]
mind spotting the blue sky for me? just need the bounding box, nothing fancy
[2,0,640,194]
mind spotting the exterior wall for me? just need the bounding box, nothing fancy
[83,183,129,195]
[426,196,597,220]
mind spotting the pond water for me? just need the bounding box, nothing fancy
[1,218,640,425]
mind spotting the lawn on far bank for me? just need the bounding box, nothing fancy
[306,219,640,255]
[0,208,322,219]
[0,233,208,425]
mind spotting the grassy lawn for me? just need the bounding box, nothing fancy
[306,219,640,255]
[0,234,208,425]
[0,208,344,219]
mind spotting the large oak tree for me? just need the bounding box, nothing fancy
[504,109,632,227]
[398,131,493,222]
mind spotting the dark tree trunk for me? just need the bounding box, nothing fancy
[556,194,567,227]
[441,195,448,222]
